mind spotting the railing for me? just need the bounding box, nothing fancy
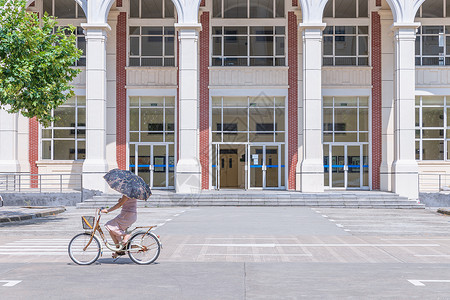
[0,173,83,201]
[419,173,450,193]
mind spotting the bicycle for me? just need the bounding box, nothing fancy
[68,208,162,265]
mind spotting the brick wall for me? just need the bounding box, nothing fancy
[292,0,298,7]
[29,118,39,187]
[288,12,298,190]
[376,0,381,7]
[199,12,210,190]
[372,11,381,190]
[117,0,122,7]
[116,12,127,170]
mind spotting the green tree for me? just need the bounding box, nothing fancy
[0,0,82,127]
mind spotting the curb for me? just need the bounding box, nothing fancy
[437,208,450,216]
[0,207,66,223]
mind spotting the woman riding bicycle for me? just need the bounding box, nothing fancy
[101,195,137,258]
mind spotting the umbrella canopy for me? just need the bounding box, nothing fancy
[103,169,152,201]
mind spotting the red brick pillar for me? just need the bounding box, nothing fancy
[371,11,382,190]
[29,118,39,187]
[116,12,127,170]
[288,12,298,190]
[199,12,210,190]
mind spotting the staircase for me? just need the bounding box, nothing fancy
[77,190,425,209]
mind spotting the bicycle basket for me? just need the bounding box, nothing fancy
[81,216,95,230]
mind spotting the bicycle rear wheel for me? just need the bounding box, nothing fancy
[68,233,101,265]
[127,232,160,265]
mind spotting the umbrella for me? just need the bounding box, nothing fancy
[103,169,152,201]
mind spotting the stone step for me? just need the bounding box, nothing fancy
[76,192,424,209]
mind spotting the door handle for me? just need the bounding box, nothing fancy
[344,165,348,171]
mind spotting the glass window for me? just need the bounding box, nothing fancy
[322,97,369,143]
[415,26,450,66]
[130,0,175,18]
[43,0,85,18]
[323,0,368,18]
[41,97,86,160]
[129,26,175,66]
[212,26,285,67]
[323,26,369,66]
[415,96,450,160]
[417,0,445,18]
[215,0,284,18]
[129,96,175,143]
[212,96,285,143]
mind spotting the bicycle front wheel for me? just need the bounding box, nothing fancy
[127,232,160,265]
[68,233,101,265]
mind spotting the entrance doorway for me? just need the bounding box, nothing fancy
[213,143,285,190]
[129,143,175,189]
[219,149,239,188]
[323,143,369,189]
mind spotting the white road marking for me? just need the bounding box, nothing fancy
[344,229,351,232]
[414,255,450,257]
[336,224,344,228]
[408,280,450,287]
[174,214,180,217]
[166,219,172,222]
[185,243,440,248]
[329,219,336,222]
[204,254,313,257]
[0,280,21,287]
[321,215,328,218]
[382,238,450,241]
[208,237,298,240]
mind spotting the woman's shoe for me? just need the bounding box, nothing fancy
[112,251,126,259]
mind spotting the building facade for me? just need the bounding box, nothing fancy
[1,0,447,200]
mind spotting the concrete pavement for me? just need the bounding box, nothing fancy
[0,207,66,223]
[2,207,450,299]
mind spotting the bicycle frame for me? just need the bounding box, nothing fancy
[83,208,157,253]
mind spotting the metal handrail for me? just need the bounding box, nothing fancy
[0,173,83,201]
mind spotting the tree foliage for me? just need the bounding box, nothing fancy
[0,0,82,127]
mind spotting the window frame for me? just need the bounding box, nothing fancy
[129,0,175,19]
[211,96,286,143]
[323,0,369,19]
[128,25,176,67]
[43,0,85,19]
[322,96,370,144]
[416,0,450,18]
[211,25,286,67]
[322,25,370,67]
[415,25,450,66]
[128,96,176,144]
[415,96,449,161]
[40,96,86,161]
[213,0,285,19]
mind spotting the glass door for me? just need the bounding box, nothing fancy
[324,144,368,189]
[265,145,280,188]
[249,145,264,188]
[134,144,172,189]
[331,145,345,188]
[247,144,283,189]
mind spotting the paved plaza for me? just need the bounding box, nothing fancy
[2,207,450,299]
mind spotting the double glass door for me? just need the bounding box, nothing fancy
[213,143,284,190]
[324,144,369,189]
[130,143,174,189]
[249,145,283,189]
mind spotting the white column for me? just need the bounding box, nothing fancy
[299,24,325,193]
[81,24,110,192]
[392,24,419,200]
[0,110,20,172]
[175,24,202,193]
